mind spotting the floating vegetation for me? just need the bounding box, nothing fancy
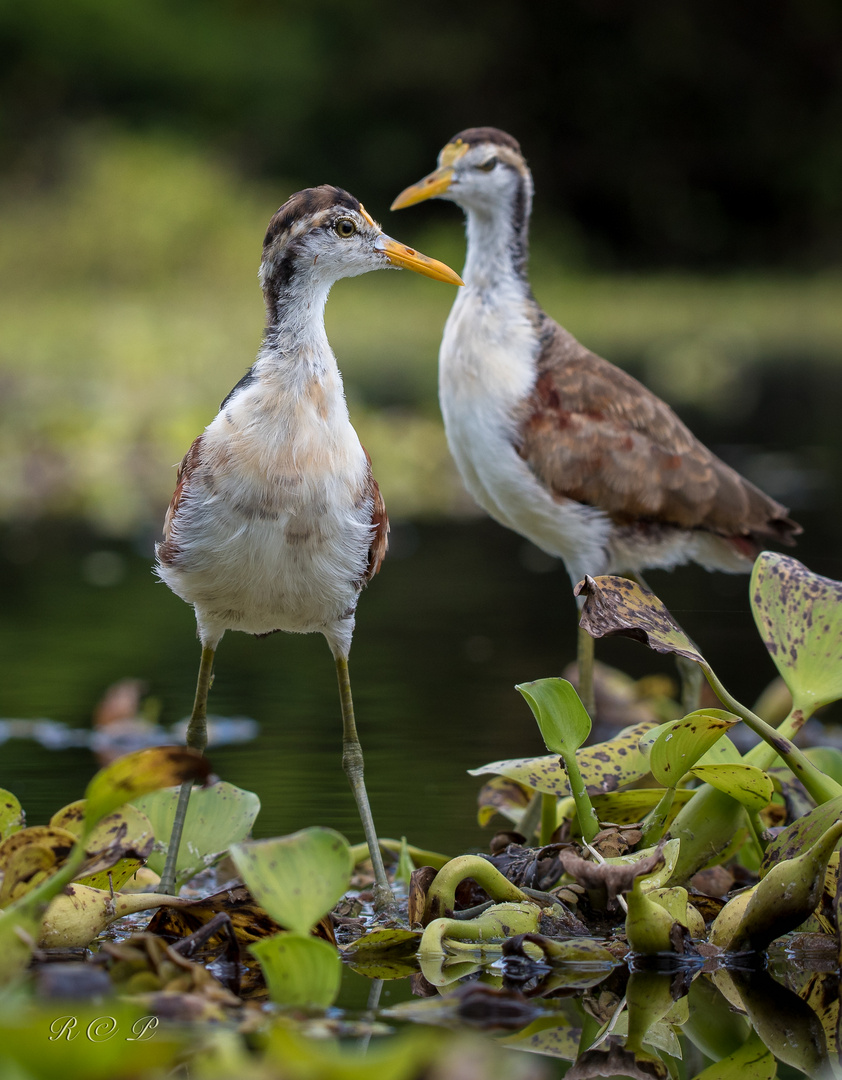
[1,553,842,1078]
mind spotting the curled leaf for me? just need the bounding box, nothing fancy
[576,575,704,664]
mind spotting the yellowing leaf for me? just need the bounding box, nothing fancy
[83,747,210,832]
[751,552,842,715]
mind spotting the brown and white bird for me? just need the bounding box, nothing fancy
[155,186,462,906]
[392,127,800,710]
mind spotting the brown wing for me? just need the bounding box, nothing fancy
[516,320,800,546]
[360,446,389,583]
[156,434,204,567]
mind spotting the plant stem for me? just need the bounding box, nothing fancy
[703,664,842,804]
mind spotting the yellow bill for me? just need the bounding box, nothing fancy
[376,234,463,285]
[391,139,467,210]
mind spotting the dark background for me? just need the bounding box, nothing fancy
[2,0,841,270]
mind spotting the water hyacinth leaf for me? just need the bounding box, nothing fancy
[692,1031,775,1080]
[135,780,260,884]
[575,575,705,664]
[517,678,598,841]
[469,721,656,797]
[251,931,341,1008]
[688,764,774,813]
[230,827,352,936]
[83,746,211,832]
[751,552,842,714]
[590,788,695,826]
[343,926,421,961]
[804,747,842,787]
[0,844,60,906]
[0,790,24,842]
[517,678,591,754]
[760,793,842,875]
[499,1015,581,1061]
[50,801,155,887]
[476,776,531,827]
[648,711,741,787]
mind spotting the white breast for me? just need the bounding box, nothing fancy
[439,284,611,585]
[157,373,373,656]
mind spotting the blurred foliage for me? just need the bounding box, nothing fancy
[1,0,841,269]
[0,128,841,534]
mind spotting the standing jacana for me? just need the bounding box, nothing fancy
[392,128,800,712]
[156,186,462,907]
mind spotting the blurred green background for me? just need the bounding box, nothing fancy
[1,0,841,531]
[1,0,841,851]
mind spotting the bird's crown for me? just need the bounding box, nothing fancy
[263,186,373,251]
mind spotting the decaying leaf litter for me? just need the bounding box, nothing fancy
[2,553,842,1078]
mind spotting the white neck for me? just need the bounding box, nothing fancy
[260,269,338,390]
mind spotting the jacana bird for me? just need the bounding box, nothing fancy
[155,186,462,907]
[392,128,800,712]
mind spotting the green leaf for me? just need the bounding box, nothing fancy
[516,678,591,754]
[647,710,741,787]
[692,1031,776,1080]
[83,747,210,833]
[251,931,341,1008]
[751,552,842,715]
[134,780,260,885]
[760,793,842,874]
[0,790,24,843]
[576,575,705,664]
[230,827,352,936]
[804,746,842,787]
[516,678,598,841]
[688,764,774,813]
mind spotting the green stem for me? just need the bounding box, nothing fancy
[640,786,676,848]
[540,793,558,846]
[560,749,600,844]
[703,665,842,804]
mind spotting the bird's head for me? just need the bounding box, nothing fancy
[391,128,532,220]
[259,186,463,301]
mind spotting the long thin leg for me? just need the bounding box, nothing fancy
[160,645,215,894]
[577,624,596,718]
[335,655,394,914]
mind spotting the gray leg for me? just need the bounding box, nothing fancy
[335,655,394,914]
[160,645,215,894]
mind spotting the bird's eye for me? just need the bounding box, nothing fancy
[477,156,498,172]
[335,218,357,238]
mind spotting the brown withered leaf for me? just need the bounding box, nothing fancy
[567,1045,668,1080]
[483,842,570,892]
[559,846,665,909]
[146,884,335,950]
[408,866,438,928]
[591,826,643,860]
[576,575,705,665]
